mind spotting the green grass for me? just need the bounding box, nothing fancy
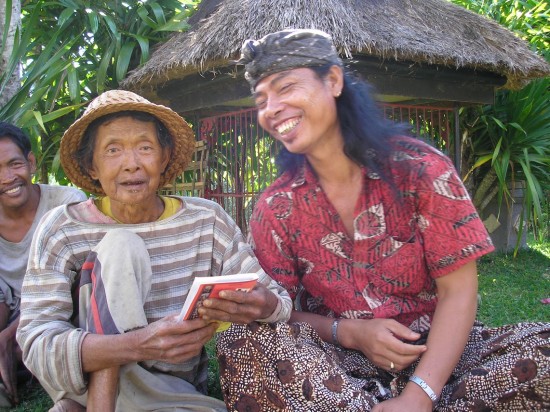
[206,338,223,400]
[0,379,52,412]
[476,239,550,326]
[4,239,549,411]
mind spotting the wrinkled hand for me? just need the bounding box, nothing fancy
[0,330,18,405]
[131,315,218,364]
[342,318,427,371]
[197,283,278,325]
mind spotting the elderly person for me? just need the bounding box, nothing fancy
[215,29,550,411]
[16,90,292,412]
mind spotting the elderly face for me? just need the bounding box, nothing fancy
[88,116,169,207]
[253,66,343,156]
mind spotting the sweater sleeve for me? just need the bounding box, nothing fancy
[16,208,88,395]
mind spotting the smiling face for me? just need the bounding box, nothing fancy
[253,66,344,156]
[0,137,36,211]
[88,116,170,209]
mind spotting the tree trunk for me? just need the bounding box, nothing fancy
[0,0,21,108]
[472,168,497,212]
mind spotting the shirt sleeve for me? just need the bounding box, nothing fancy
[412,149,494,278]
[16,209,88,395]
[60,187,87,204]
[68,188,88,203]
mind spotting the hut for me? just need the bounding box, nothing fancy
[122,0,550,232]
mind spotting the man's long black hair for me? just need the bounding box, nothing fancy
[274,64,407,184]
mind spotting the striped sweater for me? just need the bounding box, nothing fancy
[17,197,291,395]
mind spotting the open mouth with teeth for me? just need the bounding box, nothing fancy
[120,180,146,190]
[1,184,23,195]
[276,118,300,135]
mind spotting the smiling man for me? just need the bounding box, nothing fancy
[0,122,86,407]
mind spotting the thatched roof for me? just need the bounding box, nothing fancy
[122,0,549,93]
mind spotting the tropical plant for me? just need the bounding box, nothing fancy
[450,0,550,251]
[1,1,79,183]
[0,0,199,183]
[0,0,21,107]
[462,77,550,246]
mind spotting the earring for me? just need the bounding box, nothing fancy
[336,91,342,97]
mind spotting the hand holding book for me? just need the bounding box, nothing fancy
[177,273,259,332]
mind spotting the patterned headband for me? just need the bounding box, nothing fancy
[237,29,343,89]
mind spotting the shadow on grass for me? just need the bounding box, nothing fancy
[0,379,52,412]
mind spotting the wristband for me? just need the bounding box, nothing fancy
[409,375,439,403]
[331,319,341,346]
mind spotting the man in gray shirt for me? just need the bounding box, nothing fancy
[0,122,86,407]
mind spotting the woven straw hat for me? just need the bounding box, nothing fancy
[60,90,195,195]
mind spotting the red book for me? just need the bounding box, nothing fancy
[177,273,259,331]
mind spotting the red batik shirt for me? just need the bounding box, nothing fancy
[249,136,494,331]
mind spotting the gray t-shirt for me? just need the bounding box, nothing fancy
[0,184,86,312]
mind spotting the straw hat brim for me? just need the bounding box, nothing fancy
[60,96,195,196]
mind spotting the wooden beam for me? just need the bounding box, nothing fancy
[157,70,251,114]
[351,56,506,105]
[155,56,507,113]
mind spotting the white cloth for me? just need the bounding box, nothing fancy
[0,184,86,315]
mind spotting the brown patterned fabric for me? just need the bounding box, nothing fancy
[217,321,550,411]
[237,29,343,89]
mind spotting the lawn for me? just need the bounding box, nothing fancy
[3,239,549,411]
[476,240,550,326]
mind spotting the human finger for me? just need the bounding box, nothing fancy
[155,322,218,363]
[135,317,214,359]
[385,320,423,342]
[381,339,427,372]
[199,287,268,323]
[354,319,424,370]
[383,351,422,372]
[198,301,258,325]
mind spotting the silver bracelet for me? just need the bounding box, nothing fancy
[331,319,341,346]
[409,375,439,403]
